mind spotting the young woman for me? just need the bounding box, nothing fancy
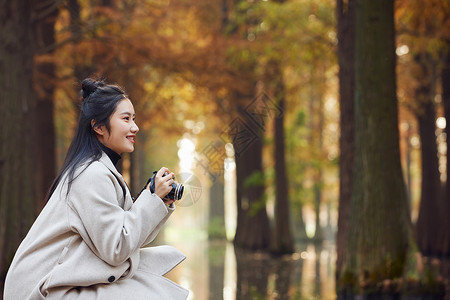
[3,78,188,299]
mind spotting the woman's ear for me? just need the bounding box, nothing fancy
[91,120,105,136]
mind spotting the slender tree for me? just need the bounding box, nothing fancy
[441,42,450,257]
[270,63,294,254]
[267,0,294,256]
[413,54,441,256]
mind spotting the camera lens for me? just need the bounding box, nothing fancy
[167,182,184,200]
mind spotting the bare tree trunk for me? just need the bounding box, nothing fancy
[0,0,36,284]
[336,0,356,280]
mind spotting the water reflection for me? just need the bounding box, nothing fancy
[158,238,336,300]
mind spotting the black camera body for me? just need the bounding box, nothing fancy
[147,171,184,201]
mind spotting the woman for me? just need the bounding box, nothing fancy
[3,78,188,299]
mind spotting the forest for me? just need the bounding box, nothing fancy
[1,0,450,299]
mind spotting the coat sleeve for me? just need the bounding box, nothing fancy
[67,162,171,266]
[139,197,175,247]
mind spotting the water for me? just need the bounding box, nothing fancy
[157,237,337,300]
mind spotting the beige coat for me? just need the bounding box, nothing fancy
[3,153,188,300]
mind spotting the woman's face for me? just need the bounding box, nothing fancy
[95,99,139,154]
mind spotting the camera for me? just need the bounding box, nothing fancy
[147,171,184,201]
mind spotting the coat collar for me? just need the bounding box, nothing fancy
[98,152,134,208]
[99,152,123,181]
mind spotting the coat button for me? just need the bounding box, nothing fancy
[108,276,115,283]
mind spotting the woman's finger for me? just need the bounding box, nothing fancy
[156,167,170,177]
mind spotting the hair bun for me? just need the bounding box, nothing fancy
[81,78,105,100]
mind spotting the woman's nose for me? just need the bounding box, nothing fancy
[131,121,139,133]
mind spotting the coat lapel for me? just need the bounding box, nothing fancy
[98,152,133,209]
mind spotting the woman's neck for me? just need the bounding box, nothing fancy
[100,143,121,166]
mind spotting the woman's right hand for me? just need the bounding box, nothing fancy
[151,167,175,200]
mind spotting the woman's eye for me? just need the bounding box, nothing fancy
[124,117,130,121]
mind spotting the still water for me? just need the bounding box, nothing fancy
[156,235,336,300]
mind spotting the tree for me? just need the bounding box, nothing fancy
[336,0,355,277]
[232,97,271,251]
[337,0,413,295]
[32,0,59,209]
[263,0,294,256]
[441,41,450,256]
[0,0,36,284]
[222,0,271,251]
[413,53,441,256]
[396,0,450,258]
[269,63,294,254]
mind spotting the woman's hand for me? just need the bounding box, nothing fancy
[150,167,175,205]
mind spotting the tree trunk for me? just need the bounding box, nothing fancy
[233,99,270,251]
[313,171,324,242]
[338,0,412,295]
[441,41,450,257]
[267,62,294,255]
[292,203,308,242]
[272,95,294,253]
[312,93,325,243]
[336,0,356,279]
[68,0,95,86]
[208,178,226,240]
[32,0,58,209]
[416,100,440,256]
[0,0,36,284]
[414,54,441,256]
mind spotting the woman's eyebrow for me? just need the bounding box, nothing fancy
[119,111,136,117]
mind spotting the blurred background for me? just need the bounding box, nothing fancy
[1,0,450,299]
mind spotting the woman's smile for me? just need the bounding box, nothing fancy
[126,135,135,143]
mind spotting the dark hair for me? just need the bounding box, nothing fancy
[46,78,128,201]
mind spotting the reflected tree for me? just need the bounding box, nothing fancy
[272,256,295,300]
[235,248,270,300]
[208,241,226,300]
